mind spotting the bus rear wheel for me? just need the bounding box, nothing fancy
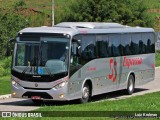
[126,74,135,95]
[79,83,91,104]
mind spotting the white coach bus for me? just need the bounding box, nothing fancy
[11,22,155,103]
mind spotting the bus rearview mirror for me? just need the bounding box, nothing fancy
[6,38,15,57]
[9,38,15,42]
[76,46,81,56]
[6,42,11,57]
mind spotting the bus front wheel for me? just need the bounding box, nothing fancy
[79,83,91,103]
[126,74,135,95]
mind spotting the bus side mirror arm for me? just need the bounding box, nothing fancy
[72,39,81,56]
[9,38,15,42]
[76,39,81,56]
[76,46,81,57]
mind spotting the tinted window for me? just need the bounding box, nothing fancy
[109,34,121,57]
[138,34,145,54]
[141,33,148,54]
[121,34,131,56]
[96,35,110,58]
[131,33,140,55]
[81,35,96,61]
[149,33,155,53]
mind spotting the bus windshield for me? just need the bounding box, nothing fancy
[13,36,70,75]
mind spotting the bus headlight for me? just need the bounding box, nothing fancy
[12,80,18,87]
[53,82,66,89]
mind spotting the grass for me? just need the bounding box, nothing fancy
[0,0,51,13]
[0,0,160,29]
[36,92,160,111]
[145,0,160,9]
[156,52,160,67]
[1,92,160,120]
[0,76,10,95]
[0,57,11,77]
[0,0,68,26]
[0,0,71,26]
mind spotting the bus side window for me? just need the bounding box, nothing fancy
[96,35,110,58]
[150,33,155,53]
[110,34,121,57]
[121,34,131,56]
[141,33,148,54]
[131,33,140,55]
[81,35,96,64]
[139,40,147,54]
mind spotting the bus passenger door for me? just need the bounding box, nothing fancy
[68,39,83,96]
[70,39,82,76]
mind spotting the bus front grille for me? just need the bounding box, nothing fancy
[22,92,53,99]
[23,87,51,90]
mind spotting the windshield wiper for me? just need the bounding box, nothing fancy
[22,56,37,75]
[44,67,54,77]
[22,66,30,74]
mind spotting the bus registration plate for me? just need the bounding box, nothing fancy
[31,96,41,99]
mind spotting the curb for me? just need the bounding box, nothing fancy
[0,94,11,100]
[155,66,160,69]
[0,67,160,100]
[107,89,160,101]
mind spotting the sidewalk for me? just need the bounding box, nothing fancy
[0,94,11,100]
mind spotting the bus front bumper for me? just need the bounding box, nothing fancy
[11,82,69,101]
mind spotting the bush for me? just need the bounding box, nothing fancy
[0,57,11,76]
[0,65,5,77]
[64,0,154,27]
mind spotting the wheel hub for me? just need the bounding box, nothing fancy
[129,79,133,92]
[82,87,89,99]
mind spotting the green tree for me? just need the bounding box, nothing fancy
[0,12,29,58]
[63,0,154,27]
[14,0,26,11]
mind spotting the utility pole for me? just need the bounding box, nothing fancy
[52,0,54,26]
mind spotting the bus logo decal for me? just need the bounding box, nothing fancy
[108,58,117,82]
[122,57,142,68]
[87,67,97,71]
[152,63,155,69]
[35,83,38,87]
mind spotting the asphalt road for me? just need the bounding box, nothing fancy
[0,68,160,111]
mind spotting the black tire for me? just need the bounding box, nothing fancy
[31,99,43,105]
[126,75,135,95]
[79,83,91,104]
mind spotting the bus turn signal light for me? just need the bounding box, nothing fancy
[59,94,64,98]
[12,92,16,96]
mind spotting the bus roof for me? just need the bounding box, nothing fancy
[19,22,154,36]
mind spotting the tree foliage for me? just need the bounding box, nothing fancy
[63,0,154,27]
[0,0,155,58]
[14,0,26,11]
[0,1,30,58]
